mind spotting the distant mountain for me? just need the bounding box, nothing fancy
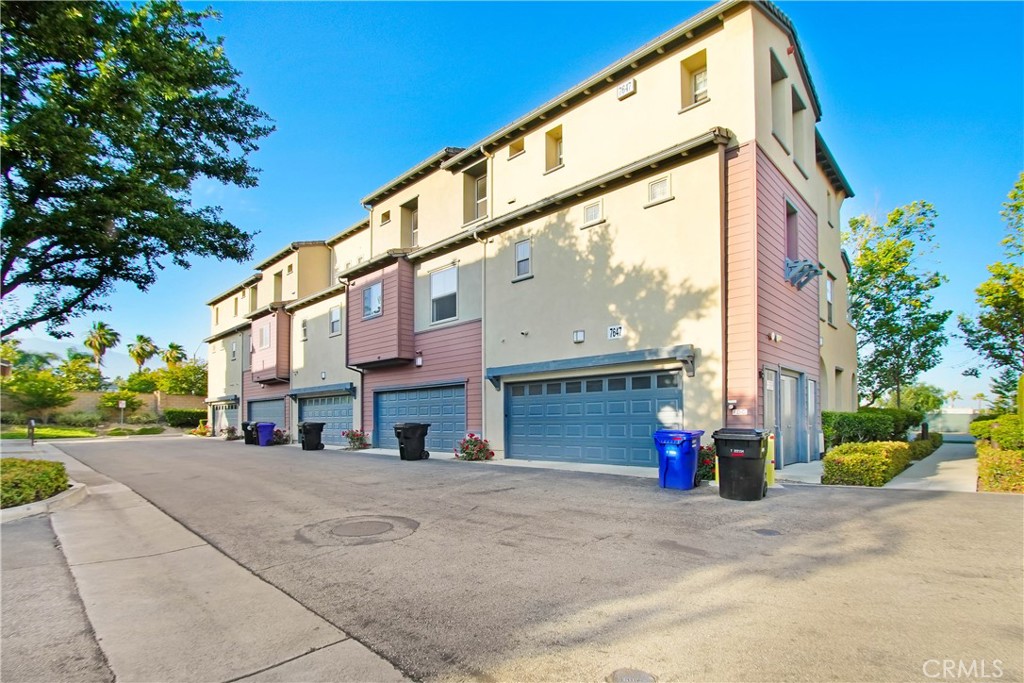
[13,336,138,381]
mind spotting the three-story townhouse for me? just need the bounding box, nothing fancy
[205,0,857,470]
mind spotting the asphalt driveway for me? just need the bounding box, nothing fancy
[57,438,1023,682]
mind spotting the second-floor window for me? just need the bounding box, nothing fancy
[301,319,308,341]
[329,306,342,335]
[258,324,270,349]
[826,273,836,325]
[231,341,237,361]
[410,208,419,248]
[515,240,532,279]
[545,126,563,171]
[785,202,799,260]
[463,162,488,224]
[693,69,708,103]
[431,266,458,323]
[363,282,383,319]
[474,176,487,220]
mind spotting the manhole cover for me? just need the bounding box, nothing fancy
[297,515,418,546]
[754,528,781,536]
[332,520,394,537]
[606,668,657,683]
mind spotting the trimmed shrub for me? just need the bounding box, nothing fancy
[98,391,143,416]
[977,441,1024,493]
[990,414,1024,450]
[1,458,69,508]
[908,440,934,461]
[822,411,894,449]
[928,432,943,448]
[127,412,159,425]
[0,411,27,425]
[970,419,996,441]
[822,441,912,486]
[858,407,924,440]
[55,411,104,427]
[163,409,206,428]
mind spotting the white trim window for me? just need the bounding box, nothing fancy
[410,208,419,248]
[230,341,237,360]
[301,319,308,341]
[257,324,270,350]
[363,282,383,319]
[514,240,532,279]
[826,273,835,325]
[474,175,488,220]
[329,306,342,336]
[692,68,708,103]
[430,265,458,323]
[647,176,672,205]
[583,199,603,226]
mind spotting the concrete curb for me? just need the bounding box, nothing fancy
[2,480,88,524]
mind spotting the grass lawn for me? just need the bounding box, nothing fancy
[1,426,97,440]
[107,426,165,436]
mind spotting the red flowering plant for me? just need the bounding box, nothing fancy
[341,429,369,449]
[455,433,494,461]
[697,444,717,480]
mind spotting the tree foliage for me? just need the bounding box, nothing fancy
[55,356,105,391]
[0,0,273,338]
[119,370,159,393]
[161,342,188,368]
[846,201,952,407]
[127,335,159,371]
[83,321,120,367]
[2,368,74,415]
[990,368,1020,414]
[155,360,207,395]
[883,383,944,414]
[957,173,1024,375]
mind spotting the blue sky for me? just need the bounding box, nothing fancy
[18,1,1023,402]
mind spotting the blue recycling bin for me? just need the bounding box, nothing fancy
[256,422,276,447]
[653,429,705,490]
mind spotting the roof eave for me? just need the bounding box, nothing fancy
[253,241,329,272]
[360,147,465,207]
[815,130,855,198]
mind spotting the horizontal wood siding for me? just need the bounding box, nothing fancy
[241,370,290,425]
[250,312,277,380]
[348,262,415,366]
[361,320,482,440]
[725,143,758,428]
[275,309,291,376]
[755,145,820,393]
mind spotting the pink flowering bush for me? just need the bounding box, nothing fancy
[342,429,369,449]
[455,433,494,461]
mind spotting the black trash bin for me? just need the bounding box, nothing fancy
[394,422,431,460]
[299,422,326,451]
[712,428,768,501]
[241,421,258,445]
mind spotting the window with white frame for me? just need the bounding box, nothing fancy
[545,126,563,171]
[514,240,532,279]
[257,324,270,349]
[329,306,341,336]
[430,265,458,323]
[693,69,708,103]
[301,318,308,341]
[826,273,835,325]
[363,282,382,319]
[463,162,488,224]
[410,208,419,247]
[583,199,602,226]
[680,49,708,108]
[647,176,672,205]
[475,175,487,219]
[230,341,237,360]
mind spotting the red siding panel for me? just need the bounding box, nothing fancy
[348,262,415,366]
[725,143,758,428]
[360,320,482,439]
[241,370,290,426]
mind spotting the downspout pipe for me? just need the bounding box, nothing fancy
[475,144,494,442]
[718,140,729,428]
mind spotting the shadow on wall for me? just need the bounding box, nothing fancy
[491,211,722,428]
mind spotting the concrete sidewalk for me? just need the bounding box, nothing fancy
[885,441,979,492]
[2,442,409,683]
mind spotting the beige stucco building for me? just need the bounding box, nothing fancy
[205,0,856,466]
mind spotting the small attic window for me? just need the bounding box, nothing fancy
[509,138,525,159]
[380,210,391,225]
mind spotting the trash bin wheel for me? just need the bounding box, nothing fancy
[317,443,325,450]
[694,471,701,488]
[762,481,768,498]
[422,451,429,459]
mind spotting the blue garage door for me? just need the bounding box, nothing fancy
[248,399,285,429]
[298,395,353,446]
[375,384,466,453]
[507,371,682,467]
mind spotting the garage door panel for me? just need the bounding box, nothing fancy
[297,395,352,446]
[507,371,682,467]
[248,399,285,429]
[375,384,466,453]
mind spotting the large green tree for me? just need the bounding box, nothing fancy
[846,201,952,407]
[56,356,106,392]
[2,368,74,417]
[957,173,1024,375]
[883,382,944,414]
[155,359,207,395]
[161,342,187,368]
[0,0,273,338]
[83,321,120,367]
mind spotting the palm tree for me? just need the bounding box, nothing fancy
[161,342,187,368]
[83,322,120,367]
[945,390,961,408]
[127,335,159,371]
[973,392,987,411]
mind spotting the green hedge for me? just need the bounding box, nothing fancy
[822,411,894,449]
[55,411,104,427]
[977,442,1024,493]
[163,409,206,428]
[991,415,1024,450]
[1,458,69,508]
[822,441,912,486]
[858,407,925,440]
